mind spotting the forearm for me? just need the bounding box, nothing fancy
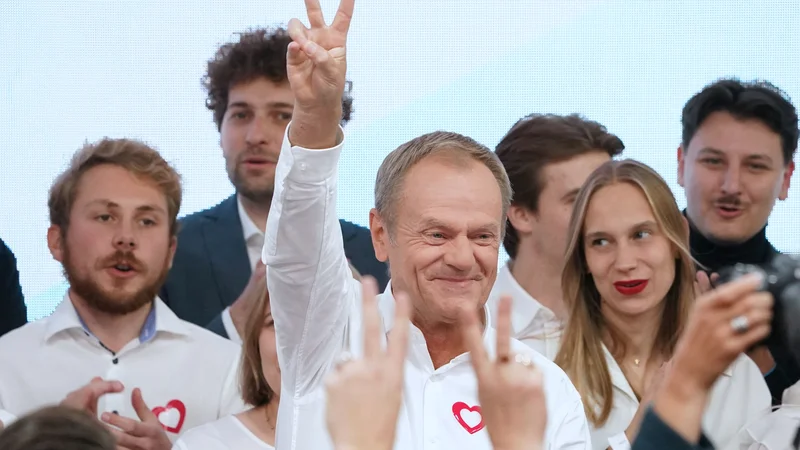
[289,108,342,150]
[651,373,708,444]
[264,124,354,393]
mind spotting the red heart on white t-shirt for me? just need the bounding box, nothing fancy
[452,401,484,434]
[152,399,186,434]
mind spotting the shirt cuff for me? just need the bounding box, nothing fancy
[0,409,17,427]
[221,307,242,345]
[284,122,345,184]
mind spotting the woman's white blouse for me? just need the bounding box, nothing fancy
[172,414,275,450]
[590,346,771,450]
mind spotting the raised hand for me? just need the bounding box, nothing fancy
[60,377,125,416]
[652,272,771,444]
[324,276,410,450]
[462,296,547,450]
[100,388,172,450]
[675,272,772,391]
[287,0,354,149]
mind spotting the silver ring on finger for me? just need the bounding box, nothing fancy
[514,353,533,368]
[730,315,750,334]
[335,351,354,369]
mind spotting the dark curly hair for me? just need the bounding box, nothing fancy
[202,27,354,131]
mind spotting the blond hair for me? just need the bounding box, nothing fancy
[553,159,696,426]
[48,138,182,237]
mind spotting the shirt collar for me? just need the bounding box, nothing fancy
[494,262,557,335]
[237,194,264,243]
[378,280,494,352]
[44,291,192,343]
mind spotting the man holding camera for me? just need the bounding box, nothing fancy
[678,78,800,404]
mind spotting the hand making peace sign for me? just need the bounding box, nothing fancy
[287,0,354,149]
[462,296,547,450]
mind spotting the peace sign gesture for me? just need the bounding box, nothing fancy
[287,0,353,148]
[324,277,410,450]
[462,296,547,450]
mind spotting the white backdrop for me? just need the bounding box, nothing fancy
[1,0,799,320]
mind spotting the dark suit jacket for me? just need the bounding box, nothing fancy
[0,237,27,337]
[633,408,714,450]
[159,194,389,338]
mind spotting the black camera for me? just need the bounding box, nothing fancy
[716,253,800,367]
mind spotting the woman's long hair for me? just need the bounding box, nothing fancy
[553,159,697,426]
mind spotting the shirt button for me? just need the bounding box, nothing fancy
[112,358,119,364]
[299,162,307,170]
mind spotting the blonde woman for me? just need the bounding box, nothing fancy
[553,159,770,450]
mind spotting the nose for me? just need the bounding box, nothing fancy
[613,241,637,272]
[720,166,741,196]
[113,222,137,251]
[443,235,475,272]
[245,114,270,147]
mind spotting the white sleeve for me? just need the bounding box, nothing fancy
[262,124,357,397]
[0,408,16,427]
[220,307,242,345]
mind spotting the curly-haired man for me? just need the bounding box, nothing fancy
[159,28,387,342]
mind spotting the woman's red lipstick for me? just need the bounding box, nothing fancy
[613,279,648,295]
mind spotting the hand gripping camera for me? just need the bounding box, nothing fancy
[716,253,800,368]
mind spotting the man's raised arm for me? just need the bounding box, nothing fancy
[261,0,358,396]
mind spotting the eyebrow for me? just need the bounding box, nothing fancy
[697,147,775,163]
[561,188,581,202]
[418,217,499,234]
[584,220,658,241]
[85,199,167,215]
[227,101,294,110]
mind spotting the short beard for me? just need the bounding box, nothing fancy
[62,245,169,316]
[228,159,274,205]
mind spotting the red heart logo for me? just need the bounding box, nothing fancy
[452,401,484,434]
[151,399,186,434]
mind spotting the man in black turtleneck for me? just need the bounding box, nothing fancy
[678,78,800,405]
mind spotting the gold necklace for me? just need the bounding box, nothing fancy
[633,358,640,366]
[264,404,276,431]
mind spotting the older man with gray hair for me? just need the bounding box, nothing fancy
[262,0,591,449]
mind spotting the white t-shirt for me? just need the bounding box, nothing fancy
[591,347,771,450]
[262,125,592,450]
[173,414,275,450]
[0,294,247,442]
[488,263,564,360]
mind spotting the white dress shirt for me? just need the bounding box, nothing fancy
[173,415,275,450]
[262,125,591,450]
[219,196,267,344]
[488,263,564,360]
[739,381,800,449]
[0,294,247,441]
[592,346,771,450]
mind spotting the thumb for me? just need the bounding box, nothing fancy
[287,41,309,67]
[131,388,157,423]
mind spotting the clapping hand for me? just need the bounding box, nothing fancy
[60,377,124,417]
[324,277,410,450]
[100,388,172,450]
[461,295,547,450]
